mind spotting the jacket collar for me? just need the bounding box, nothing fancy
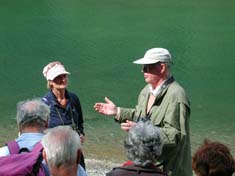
[48,89,70,106]
[149,76,175,100]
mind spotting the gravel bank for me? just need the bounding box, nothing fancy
[86,158,120,176]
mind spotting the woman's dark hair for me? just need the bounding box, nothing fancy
[192,139,235,176]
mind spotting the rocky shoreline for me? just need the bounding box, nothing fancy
[86,158,120,176]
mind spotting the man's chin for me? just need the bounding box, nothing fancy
[57,85,67,89]
[144,78,150,83]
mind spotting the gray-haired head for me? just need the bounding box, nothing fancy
[41,126,81,168]
[16,98,50,130]
[124,120,163,167]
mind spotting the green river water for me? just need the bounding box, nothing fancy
[0,0,234,162]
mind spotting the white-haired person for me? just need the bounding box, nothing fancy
[0,98,50,175]
[42,61,86,169]
[94,48,192,176]
[41,126,87,176]
[0,98,50,156]
[107,120,167,176]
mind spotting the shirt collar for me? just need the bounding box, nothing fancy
[149,80,167,97]
[149,76,174,97]
[49,89,70,106]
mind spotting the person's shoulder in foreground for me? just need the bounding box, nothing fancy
[192,139,235,176]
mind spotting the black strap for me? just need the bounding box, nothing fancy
[19,147,30,153]
[32,153,43,176]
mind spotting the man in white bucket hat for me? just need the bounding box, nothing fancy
[94,48,192,176]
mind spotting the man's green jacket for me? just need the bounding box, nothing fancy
[116,79,192,176]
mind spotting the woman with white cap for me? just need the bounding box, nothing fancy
[42,61,86,169]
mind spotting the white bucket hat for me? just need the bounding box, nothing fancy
[42,61,70,81]
[133,48,172,64]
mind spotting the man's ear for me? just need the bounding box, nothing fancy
[76,149,81,164]
[160,63,167,74]
[42,149,48,164]
[18,126,23,134]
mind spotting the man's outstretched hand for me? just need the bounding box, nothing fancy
[94,97,117,116]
